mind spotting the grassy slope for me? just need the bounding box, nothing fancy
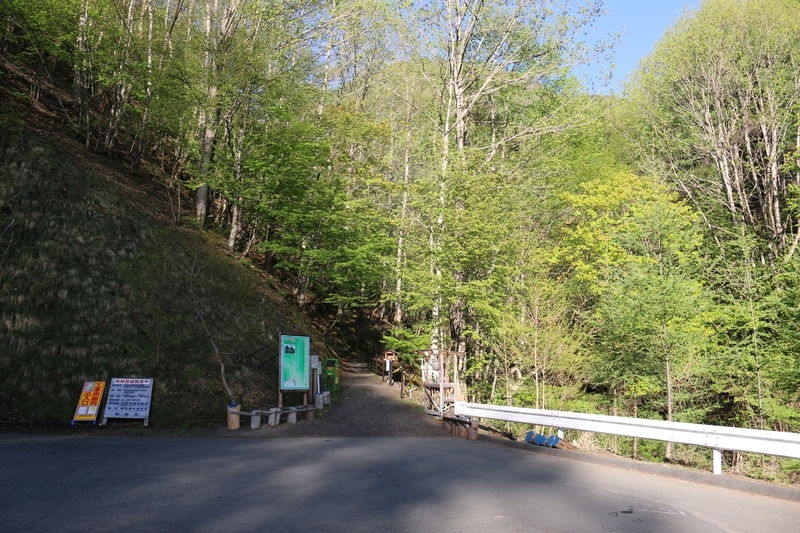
[0,111,330,429]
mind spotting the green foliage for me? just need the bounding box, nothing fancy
[239,102,395,308]
[5,0,800,484]
[628,0,800,257]
[382,326,429,364]
[564,172,713,426]
[0,0,80,63]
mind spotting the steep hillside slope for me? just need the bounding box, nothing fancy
[0,118,327,427]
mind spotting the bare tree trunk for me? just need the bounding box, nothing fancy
[744,244,764,430]
[131,0,154,172]
[394,141,409,324]
[429,36,453,354]
[789,126,800,260]
[489,362,497,403]
[633,392,639,459]
[195,183,210,226]
[533,293,540,409]
[104,0,137,152]
[612,391,618,455]
[317,0,334,117]
[430,221,441,354]
[195,0,218,227]
[228,200,242,251]
[450,295,466,353]
[664,321,674,461]
[74,0,94,148]
[226,115,245,251]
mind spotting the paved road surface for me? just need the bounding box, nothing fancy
[2,434,799,532]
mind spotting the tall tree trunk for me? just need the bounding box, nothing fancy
[104,0,137,152]
[227,121,245,252]
[664,322,674,461]
[195,184,210,226]
[450,294,466,354]
[317,1,334,117]
[74,0,94,148]
[633,391,639,459]
[228,201,242,251]
[395,141,409,324]
[195,0,219,227]
[533,293,540,409]
[131,0,154,172]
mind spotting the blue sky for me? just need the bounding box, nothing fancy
[578,0,701,93]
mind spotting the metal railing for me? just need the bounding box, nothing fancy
[454,401,800,474]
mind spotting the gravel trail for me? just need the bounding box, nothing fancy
[254,368,449,438]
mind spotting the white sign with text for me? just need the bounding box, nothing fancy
[102,378,154,426]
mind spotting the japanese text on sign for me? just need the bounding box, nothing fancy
[102,378,154,425]
[72,381,106,423]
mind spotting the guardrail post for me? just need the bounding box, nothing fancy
[713,448,723,475]
[268,407,281,427]
[558,428,564,440]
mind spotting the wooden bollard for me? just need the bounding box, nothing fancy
[305,408,314,421]
[287,407,298,425]
[226,404,240,430]
[268,407,281,427]
[467,419,478,441]
[250,411,261,429]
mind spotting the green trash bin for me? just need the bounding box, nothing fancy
[323,358,340,395]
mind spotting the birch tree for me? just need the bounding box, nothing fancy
[631,0,800,260]
[401,0,609,359]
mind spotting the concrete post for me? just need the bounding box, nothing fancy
[268,407,281,427]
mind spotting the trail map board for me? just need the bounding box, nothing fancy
[280,335,310,391]
[102,378,154,426]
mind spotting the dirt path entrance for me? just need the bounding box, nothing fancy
[257,368,448,438]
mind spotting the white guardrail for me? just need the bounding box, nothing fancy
[453,401,800,474]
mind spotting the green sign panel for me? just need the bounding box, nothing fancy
[280,335,310,391]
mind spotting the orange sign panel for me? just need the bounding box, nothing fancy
[72,381,105,423]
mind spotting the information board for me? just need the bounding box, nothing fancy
[72,381,105,424]
[280,335,310,391]
[102,378,154,426]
